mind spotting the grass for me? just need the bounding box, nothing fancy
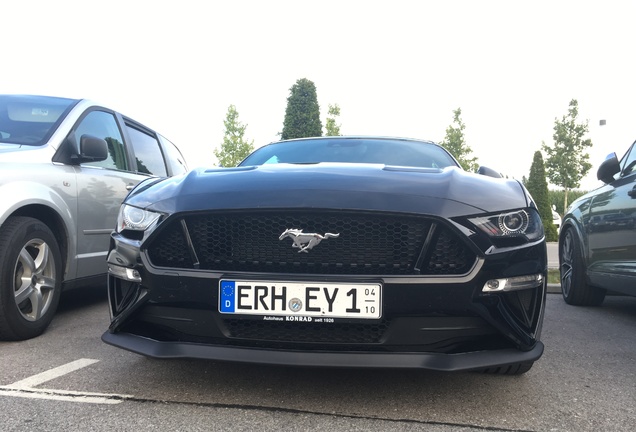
[547,268,560,284]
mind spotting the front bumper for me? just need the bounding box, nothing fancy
[104,214,547,371]
[102,330,544,371]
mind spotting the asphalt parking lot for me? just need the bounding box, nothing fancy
[1,271,635,431]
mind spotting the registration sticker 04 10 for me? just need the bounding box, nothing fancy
[219,280,381,319]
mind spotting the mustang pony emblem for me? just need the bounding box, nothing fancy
[279,229,340,253]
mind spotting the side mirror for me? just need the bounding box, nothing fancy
[477,165,503,178]
[71,134,108,164]
[597,152,620,184]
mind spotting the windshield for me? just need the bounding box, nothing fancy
[239,137,460,169]
[0,95,79,146]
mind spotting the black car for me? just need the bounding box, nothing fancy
[559,140,636,306]
[102,137,547,374]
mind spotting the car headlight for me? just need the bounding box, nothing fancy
[469,209,543,241]
[116,204,162,232]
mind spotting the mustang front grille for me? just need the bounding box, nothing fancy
[146,210,476,276]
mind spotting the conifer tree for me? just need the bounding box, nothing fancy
[281,78,322,140]
[526,151,558,241]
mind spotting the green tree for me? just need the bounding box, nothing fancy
[281,78,323,140]
[526,151,558,241]
[542,99,593,211]
[548,189,589,216]
[325,103,341,136]
[214,105,254,167]
[440,107,478,172]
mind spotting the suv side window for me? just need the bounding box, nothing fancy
[126,124,168,177]
[620,143,636,178]
[159,135,188,175]
[75,110,128,170]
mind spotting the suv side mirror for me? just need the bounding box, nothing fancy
[71,134,108,164]
[597,152,620,184]
[477,165,503,178]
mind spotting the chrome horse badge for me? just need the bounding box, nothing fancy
[279,229,340,253]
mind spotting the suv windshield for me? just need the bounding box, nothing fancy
[239,137,460,169]
[0,95,79,146]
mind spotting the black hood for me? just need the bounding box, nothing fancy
[126,163,530,217]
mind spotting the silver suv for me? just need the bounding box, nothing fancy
[0,94,188,340]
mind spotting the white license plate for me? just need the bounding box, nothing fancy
[219,280,381,319]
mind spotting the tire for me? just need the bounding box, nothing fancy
[481,362,534,375]
[0,217,63,340]
[560,228,606,306]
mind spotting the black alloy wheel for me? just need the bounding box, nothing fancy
[560,228,605,306]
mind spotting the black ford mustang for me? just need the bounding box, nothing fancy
[102,137,547,374]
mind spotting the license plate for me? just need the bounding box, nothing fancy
[219,280,381,319]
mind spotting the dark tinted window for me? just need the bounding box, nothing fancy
[240,138,459,169]
[75,110,128,170]
[126,125,167,177]
[620,143,636,178]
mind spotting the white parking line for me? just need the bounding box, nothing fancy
[0,358,132,404]
[6,358,100,389]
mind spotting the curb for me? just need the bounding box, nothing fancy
[547,283,561,294]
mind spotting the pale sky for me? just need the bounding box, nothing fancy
[2,0,634,191]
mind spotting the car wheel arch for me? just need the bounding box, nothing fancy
[559,221,606,306]
[3,177,81,270]
[558,219,588,265]
[8,204,72,281]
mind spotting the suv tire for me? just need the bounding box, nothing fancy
[0,217,63,340]
[560,228,606,306]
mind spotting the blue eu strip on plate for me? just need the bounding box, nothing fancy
[220,280,236,313]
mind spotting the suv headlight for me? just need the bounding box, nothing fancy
[469,209,543,241]
[116,204,162,232]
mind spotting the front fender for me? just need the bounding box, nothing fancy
[559,216,588,270]
[0,167,79,279]
[559,194,595,267]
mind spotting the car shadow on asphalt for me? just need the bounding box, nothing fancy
[595,295,636,318]
[57,283,108,313]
